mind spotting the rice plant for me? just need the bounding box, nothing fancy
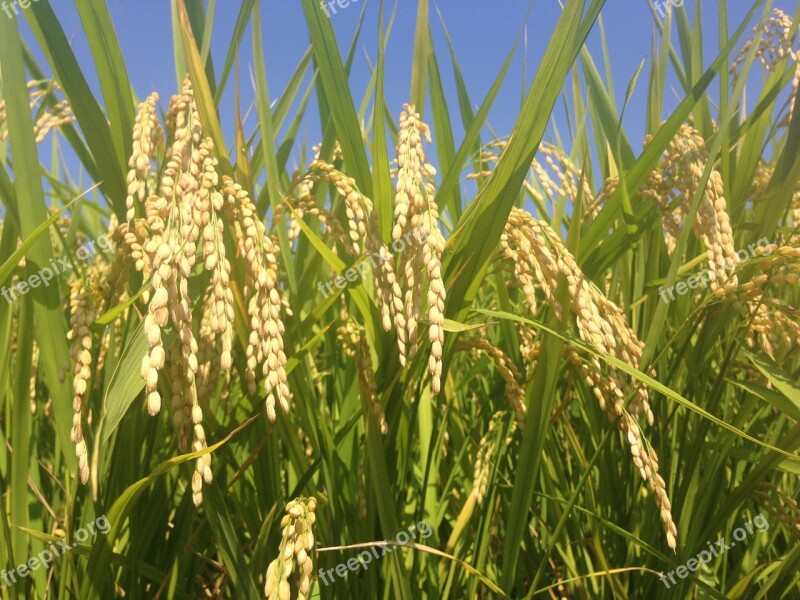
[1,0,799,598]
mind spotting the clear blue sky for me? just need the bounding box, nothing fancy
[15,1,794,190]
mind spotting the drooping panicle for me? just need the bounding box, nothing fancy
[392,104,445,392]
[499,207,676,550]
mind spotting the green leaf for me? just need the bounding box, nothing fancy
[0,13,76,474]
[74,0,134,168]
[409,0,430,115]
[25,0,127,217]
[95,279,150,326]
[300,0,373,196]
[99,322,176,445]
[441,318,496,333]
[744,350,800,417]
[0,192,87,288]
[204,485,262,599]
[444,0,605,321]
[82,416,259,597]
[372,2,394,242]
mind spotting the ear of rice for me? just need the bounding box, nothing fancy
[264,497,317,600]
[392,104,445,391]
[472,412,517,504]
[457,336,526,429]
[338,322,388,434]
[68,76,292,502]
[642,125,740,297]
[301,160,404,339]
[125,92,162,222]
[500,207,676,550]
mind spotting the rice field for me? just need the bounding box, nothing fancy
[1,1,799,598]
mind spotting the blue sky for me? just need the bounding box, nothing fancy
[13,0,796,194]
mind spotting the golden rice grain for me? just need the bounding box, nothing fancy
[64,219,133,488]
[792,190,800,244]
[29,343,39,415]
[470,140,599,220]
[423,208,446,394]
[0,80,75,145]
[33,99,75,143]
[277,177,349,252]
[732,243,800,359]
[298,160,405,345]
[307,160,370,255]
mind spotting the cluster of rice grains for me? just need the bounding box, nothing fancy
[66,220,131,486]
[68,77,292,505]
[67,277,97,486]
[642,123,740,298]
[734,244,800,360]
[297,158,406,342]
[264,497,317,600]
[392,104,446,392]
[456,336,527,429]
[644,122,800,359]
[337,321,388,433]
[730,9,800,355]
[0,79,76,145]
[469,140,604,222]
[498,209,678,550]
[732,8,799,124]
[282,103,446,397]
[471,412,517,504]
